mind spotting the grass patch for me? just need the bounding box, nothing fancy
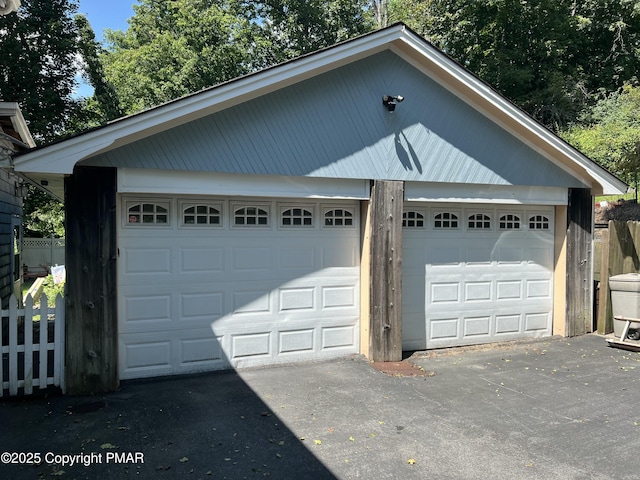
[22,279,34,299]
[596,192,637,204]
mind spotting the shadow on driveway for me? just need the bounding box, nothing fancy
[0,370,337,479]
[3,333,640,479]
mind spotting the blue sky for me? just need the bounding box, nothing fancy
[75,0,137,96]
[77,0,135,43]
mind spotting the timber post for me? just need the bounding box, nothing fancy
[597,226,612,334]
[65,166,118,394]
[565,187,593,336]
[369,180,403,362]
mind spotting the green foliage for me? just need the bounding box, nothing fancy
[560,84,640,184]
[75,14,124,122]
[389,0,640,131]
[101,0,265,113]
[23,185,65,238]
[260,0,373,57]
[100,0,374,114]
[41,274,65,301]
[0,0,82,143]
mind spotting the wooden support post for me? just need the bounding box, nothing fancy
[65,166,118,394]
[565,188,593,336]
[597,226,612,334]
[369,180,403,362]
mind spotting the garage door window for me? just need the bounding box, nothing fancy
[324,208,354,227]
[499,214,521,230]
[234,205,270,226]
[281,207,313,227]
[434,212,458,229]
[182,202,222,226]
[468,213,491,230]
[126,201,170,225]
[403,211,425,228]
[529,215,550,230]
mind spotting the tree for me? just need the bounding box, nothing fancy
[561,84,640,186]
[101,0,270,113]
[260,0,372,57]
[0,0,81,143]
[371,0,388,28]
[75,14,124,123]
[101,0,374,114]
[22,185,65,238]
[388,0,640,131]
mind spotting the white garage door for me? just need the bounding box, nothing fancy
[118,196,360,380]
[402,204,554,350]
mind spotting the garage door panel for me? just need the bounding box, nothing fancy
[123,247,173,275]
[180,292,225,318]
[278,329,315,354]
[322,285,356,309]
[525,312,552,332]
[496,280,522,300]
[279,287,315,311]
[403,203,554,350]
[179,335,225,364]
[181,247,225,272]
[123,293,172,324]
[464,316,492,337]
[322,324,357,349]
[322,246,359,268]
[495,314,521,334]
[120,328,228,380]
[119,197,360,378]
[278,246,316,269]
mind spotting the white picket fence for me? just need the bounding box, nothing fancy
[1,294,65,397]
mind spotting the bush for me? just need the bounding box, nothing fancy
[41,274,65,302]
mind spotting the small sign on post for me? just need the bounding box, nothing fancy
[51,265,66,285]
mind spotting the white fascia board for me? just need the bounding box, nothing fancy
[392,29,627,195]
[118,168,370,200]
[0,102,35,148]
[405,182,568,205]
[14,27,404,176]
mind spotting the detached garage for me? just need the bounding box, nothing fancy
[10,24,626,394]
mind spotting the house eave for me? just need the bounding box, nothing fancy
[12,27,404,176]
[11,24,626,196]
[389,32,627,196]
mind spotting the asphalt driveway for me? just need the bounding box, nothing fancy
[1,333,639,479]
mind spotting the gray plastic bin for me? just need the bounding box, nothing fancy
[609,273,640,337]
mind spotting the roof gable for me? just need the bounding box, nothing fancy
[84,50,583,189]
[12,23,626,197]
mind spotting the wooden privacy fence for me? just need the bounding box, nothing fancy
[597,221,640,334]
[0,294,65,397]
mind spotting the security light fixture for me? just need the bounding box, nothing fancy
[382,95,404,112]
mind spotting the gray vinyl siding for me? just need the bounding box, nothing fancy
[83,51,585,189]
[0,169,21,308]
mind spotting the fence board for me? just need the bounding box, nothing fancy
[22,236,65,273]
[600,220,640,334]
[24,295,33,394]
[9,297,17,395]
[1,294,64,397]
[597,227,612,334]
[0,302,2,397]
[39,295,48,390]
[53,293,64,388]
